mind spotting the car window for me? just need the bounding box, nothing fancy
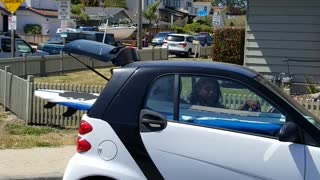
[1,39,11,52]
[179,75,285,136]
[166,35,185,42]
[144,75,174,120]
[186,37,193,43]
[17,40,32,53]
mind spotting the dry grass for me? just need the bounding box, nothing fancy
[0,106,77,149]
[34,67,114,86]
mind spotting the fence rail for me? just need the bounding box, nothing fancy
[0,48,169,77]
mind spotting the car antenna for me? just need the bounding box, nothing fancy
[67,53,110,81]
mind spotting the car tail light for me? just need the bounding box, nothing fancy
[77,137,91,153]
[79,120,92,135]
[179,43,187,47]
[162,42,167,46]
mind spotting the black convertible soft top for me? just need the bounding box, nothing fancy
[63,39,140,66]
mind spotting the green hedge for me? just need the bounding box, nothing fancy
[212,28,245,65]
[24,24,42,34]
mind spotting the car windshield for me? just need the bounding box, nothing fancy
[256,75,320,130]
[47,35,62,44]
[194,36,206,41]
[166,35,185,42]
[155,32,170,38]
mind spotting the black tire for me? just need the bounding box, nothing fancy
[185,49,191,58]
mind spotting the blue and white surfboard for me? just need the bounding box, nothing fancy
[34,89,99,116]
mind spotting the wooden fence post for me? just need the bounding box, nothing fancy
[26,75,34,125]
[4,66,11,111]
[23,53,27,79]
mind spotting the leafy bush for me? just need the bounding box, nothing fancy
[24,24,42,34]
[172,22,213,35]
[212,28,245,65]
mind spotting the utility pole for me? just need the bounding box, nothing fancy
[10,14,16,58]
[137,0,142,49]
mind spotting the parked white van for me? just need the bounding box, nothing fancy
[0,34,49,59]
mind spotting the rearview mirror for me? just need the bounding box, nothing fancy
[278,122,299,142]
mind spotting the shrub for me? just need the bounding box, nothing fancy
[212,28,245,65]
[24,24,42,34]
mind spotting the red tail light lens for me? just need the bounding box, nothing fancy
[179,43,187,47]
[77,137,91,153]
[79,120,93,135]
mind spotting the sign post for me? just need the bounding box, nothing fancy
[1,0,25,58]
[58,0,71,45]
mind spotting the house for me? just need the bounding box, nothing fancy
[244,0,320,86]
[127,0,196,26]
[194,1,212,16]
[0,5,10,32]
[0,0,73,36]
[84,7,134,27]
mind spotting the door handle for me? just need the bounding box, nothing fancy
[140,109,167,132]
[141,118,166,128]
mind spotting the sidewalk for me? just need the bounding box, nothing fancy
[0,146,75,180]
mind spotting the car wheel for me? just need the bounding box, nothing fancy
[185,49,191,58]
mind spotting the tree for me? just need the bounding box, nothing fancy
[71,4,89,22]
[215,0,247,8]
[143,1,160,26]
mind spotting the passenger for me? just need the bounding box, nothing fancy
[190,77,260,111]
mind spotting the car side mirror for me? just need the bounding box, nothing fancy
[278,122,299,142]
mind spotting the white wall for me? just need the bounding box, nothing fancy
[23,0,58,10]
[16,10,60,36]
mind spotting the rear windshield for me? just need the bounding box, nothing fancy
[166,35,185,42]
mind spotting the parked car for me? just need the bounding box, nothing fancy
[37,31,119,55]
[152,31,174,46]
[162,33,196,58]
[193,35,213,46]
[0,34,48,58]
[59,41,320,180]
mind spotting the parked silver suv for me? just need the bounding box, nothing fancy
[162,34,195,58]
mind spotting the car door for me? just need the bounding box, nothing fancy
[140,74,305,180]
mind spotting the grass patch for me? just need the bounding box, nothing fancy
[6,124,56,135]
[0,112,7,121]
[34,68,113,86]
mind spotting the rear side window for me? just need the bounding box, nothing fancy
[166,35,185,42]
[1,39,11,52]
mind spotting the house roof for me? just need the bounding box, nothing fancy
[194,2,212,6]
[0,6,10,14]
[26,7,58,17]
[85,7,125,17]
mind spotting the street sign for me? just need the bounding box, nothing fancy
[60,20,68,32]
[212,15,221,27]
[58,0,71,19]
[1,0,25,14]
[198,10,208,17]
[8,15,16,30]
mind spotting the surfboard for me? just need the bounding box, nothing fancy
[34,89,99,116]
